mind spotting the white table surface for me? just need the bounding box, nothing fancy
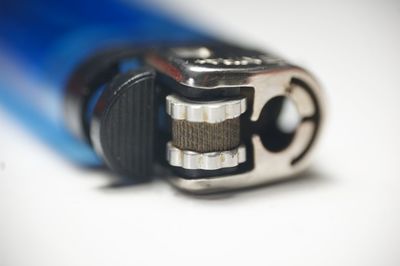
[1,0,399,265]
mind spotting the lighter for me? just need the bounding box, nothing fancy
[0,0,325,193]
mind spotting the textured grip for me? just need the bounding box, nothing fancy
[91,69,156,178]
[172,118,240,153]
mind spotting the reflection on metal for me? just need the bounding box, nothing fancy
[148,44,325,193]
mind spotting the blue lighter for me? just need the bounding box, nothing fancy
[0,0,325,193]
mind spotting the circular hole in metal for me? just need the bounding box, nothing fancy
[257,96,301,152]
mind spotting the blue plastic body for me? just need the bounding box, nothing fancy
[0,0,210,165]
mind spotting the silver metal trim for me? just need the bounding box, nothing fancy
[167,142,246,170]
[166,94,246,123]
[147,45,325,193]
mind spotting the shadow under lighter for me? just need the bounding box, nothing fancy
[0,0,325,193]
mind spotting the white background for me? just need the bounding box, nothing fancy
[1,0,400,265]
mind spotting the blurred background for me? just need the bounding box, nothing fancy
[0,0,399,265]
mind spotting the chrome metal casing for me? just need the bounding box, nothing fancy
[147,44,325,193]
